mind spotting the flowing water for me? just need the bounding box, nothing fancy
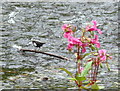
[1,2,119,89]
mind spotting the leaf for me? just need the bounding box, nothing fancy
[83,81,90,84]
[76,76,86,81]
[93,53,98,56]
[91,83,99,89]
[100,63,103,68]
[106,62,110,71]
[80,86,88,89]
[82,53,92,58]
[59,68,73,77]
[90,45,96,51]
[68,77,76,81]
[98,86,105,89]
[81,61,93,76]
[90,31,94,36]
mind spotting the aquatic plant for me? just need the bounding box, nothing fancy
[60,21,112,90]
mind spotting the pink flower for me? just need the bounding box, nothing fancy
[62,24,68,30]
[67,43,74,50]
[90,35,100,48]
[108,56,112,59]
[68,36,82,46]
[61,24,73,33]
[86,20,102,34]
[98,49,107,61]
[66,36,83,50]
[63,32,72,38]
[81,43,88,53]
[80,67,84,72]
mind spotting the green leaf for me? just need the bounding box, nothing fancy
[106,62,110,71]
[59,68,73,77]
[82,53,91,58]
[91,83,99,89]
[68,77,76,81]
[81,61,93,76]
[93,53,98,56]
[83,81,90,84]
[80,86,88,89]
[76,76,86,81]
[100,63,103,68]
[90,45,96,51]
[98,86,105,89]
[90,31,94,37]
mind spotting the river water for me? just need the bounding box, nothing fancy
[1,2,118,89]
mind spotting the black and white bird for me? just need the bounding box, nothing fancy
[32,40,45,48]
[29,39,45,50]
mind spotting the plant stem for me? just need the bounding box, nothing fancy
[76,46,82,88]
[77,62,81,75]
[78,89,81,91]
[93,58,99,82]
[95,64,99,81]
[77,46,81,74]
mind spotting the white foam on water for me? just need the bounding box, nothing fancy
[12,44,22,50]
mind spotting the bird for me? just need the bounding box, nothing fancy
[32,40,45,49]
[29,39,45,48]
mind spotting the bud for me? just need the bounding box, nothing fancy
[72,26,77,32]
[93,53,98,56]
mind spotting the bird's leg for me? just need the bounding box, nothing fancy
[37,47,40,51]
[34,46,38,51]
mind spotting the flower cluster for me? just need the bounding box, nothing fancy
[62,24,82,51]
[98,49,112,61]
[90,35,100,48]
[62,21,102,53]
[86,20,102,34]
[62,21,112,69]
[88,49,112,66]
[61,20,112,89]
